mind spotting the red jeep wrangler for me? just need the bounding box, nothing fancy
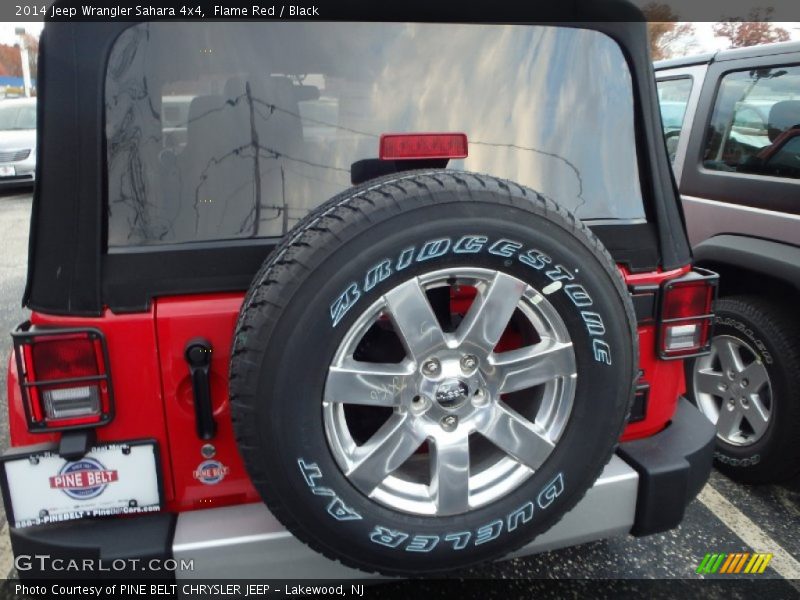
[3,1,717,579]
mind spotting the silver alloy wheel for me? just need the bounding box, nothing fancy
[323,267,577,516]
[693,334,772,447]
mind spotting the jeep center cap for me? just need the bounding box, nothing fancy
[435,379,470,410]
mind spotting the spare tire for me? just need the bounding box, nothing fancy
[230,171,637,575]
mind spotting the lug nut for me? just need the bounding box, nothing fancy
[411,395,429,414]
[422,358,440,376]
[440,415,458,432]
[741,378,749,388]
[472,388,489,407]
[461,355,478,372]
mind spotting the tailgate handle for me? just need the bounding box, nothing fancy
[184,338,217,440]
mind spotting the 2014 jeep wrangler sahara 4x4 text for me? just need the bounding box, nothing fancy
[2,0,716,579]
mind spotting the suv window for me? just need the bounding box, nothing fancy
[656,77,693,162]
[105,22,644,247]
[703,65,800,179]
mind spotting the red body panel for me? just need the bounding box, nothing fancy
[154,294,259,511]
[619,265,691,441]
[9,308,176,504]
[6,266,691,513]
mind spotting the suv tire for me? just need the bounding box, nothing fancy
[229,171,637,575]
[688,296,800,484]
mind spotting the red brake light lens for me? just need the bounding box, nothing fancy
[30,336,99,380]
[12,326,114,431]
[661,281,713,320]
[379,133,468,160]
[657,269,718,359]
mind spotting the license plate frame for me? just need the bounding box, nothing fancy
[0,439,163,528]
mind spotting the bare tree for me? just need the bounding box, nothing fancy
[642,3,696,61]
[714,8,790,48]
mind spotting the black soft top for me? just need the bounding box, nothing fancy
[24,0,691,316]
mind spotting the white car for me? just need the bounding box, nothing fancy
[0,97,36,188]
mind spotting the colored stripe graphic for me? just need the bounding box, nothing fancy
[720,553,738,573]
[698,552,773,574]
[745,553,773,574]
[734,553,750,573]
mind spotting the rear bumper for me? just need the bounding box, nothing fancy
[0,174,34,188]
[0,158,36,187]
[9,398,715,579]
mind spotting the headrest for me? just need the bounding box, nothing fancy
[188,95,224,124]
[767,100,800,142]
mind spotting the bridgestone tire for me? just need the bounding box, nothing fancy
[230,171,638,575]
[687,296,800,484]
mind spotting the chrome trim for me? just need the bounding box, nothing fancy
[173,454,638,579]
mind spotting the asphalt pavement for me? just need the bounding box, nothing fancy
[0,190,797,590]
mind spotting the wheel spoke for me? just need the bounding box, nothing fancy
[716,338,744,374]
[430,435,471,515]
[493,340,575,394]
[740,361,769,392]
[346,414,425,493]
[479,402,555,471]
[744,396,770,437]
[716,405,743,439]
[384,278,447,361]
[695,368,726,396]
[455,272,526,353]
[326,360,413,407]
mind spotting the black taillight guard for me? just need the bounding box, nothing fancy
[656,267,719,360]
[11,322,115,432]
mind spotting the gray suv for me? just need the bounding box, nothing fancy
[656,42,800,484]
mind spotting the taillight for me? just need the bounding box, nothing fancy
[12,324,114,431]
[657,268,718,359]
[379,133,468,160]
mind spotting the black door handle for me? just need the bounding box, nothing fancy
[184,338,216,440]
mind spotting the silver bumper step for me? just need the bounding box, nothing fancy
[173,454,638,579]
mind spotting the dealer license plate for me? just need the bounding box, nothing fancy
[1,442,161,528]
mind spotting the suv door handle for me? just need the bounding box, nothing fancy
[184,338,217,440]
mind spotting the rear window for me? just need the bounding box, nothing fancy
[105,22,644,247]
[0,103,36,131]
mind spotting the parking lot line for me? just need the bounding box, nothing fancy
[698,484,800,586]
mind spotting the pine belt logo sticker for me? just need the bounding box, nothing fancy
[697,552,773,574]
[193,459,230,485]
[49,458,119,500]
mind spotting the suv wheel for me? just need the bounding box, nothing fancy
[229,171,637,574]
[688,296,800,484]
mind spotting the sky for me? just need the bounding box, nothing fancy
[691,21,800,53]
[0,20,797,55]
[0,22,44,46]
